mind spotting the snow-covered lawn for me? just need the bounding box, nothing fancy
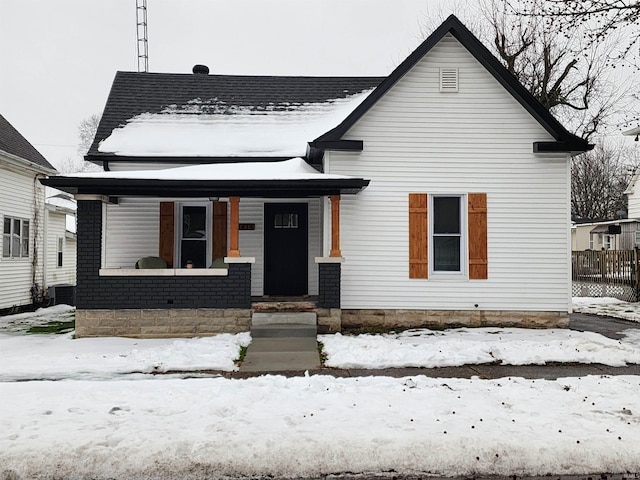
[3,375,640,478]
[572,296,640,322]
[2,298,640,478]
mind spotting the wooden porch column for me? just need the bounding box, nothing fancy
[330,194,342,257]
[228,196,241,257]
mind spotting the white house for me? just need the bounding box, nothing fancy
[0,114,58,311]
[43,16,591,337]
[44,188,77,304]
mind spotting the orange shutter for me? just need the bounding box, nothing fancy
[212,201,228,260]
[468,193,488,279]
[159,202,174,268]
[409,193,428,279]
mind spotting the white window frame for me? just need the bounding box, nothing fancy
[175,202,212,268]
[604,234,613,250]
[598,233,613,250]
[589,234,595,250]
[429,194,467,277]
[57,236,64,267]
[2,215,30,259]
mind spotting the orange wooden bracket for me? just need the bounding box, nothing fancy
[330,195,341,257]
[228,196,241,257]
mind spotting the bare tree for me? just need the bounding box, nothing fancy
[508,1,640,65]
[77,113,101,157]
[571,140,640,220]
[55,114,102,174]
[421,1,634,139]
[481,0,631,140]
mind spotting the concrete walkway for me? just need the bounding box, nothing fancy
[239,311,321,373]
[232,312,640,378]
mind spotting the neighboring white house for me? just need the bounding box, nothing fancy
[0,114,58,311]
[45,188,77,301]
[623,127,640,221]
[44,16,592,338]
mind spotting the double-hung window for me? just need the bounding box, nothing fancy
[409,193,487,280]
[2,216,30,259]
[57,237,64,267]
[432,195,464,273]
[177,202,211,268]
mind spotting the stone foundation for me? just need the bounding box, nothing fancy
[75,308,252,338]
[341,309,569,330]
[315,308,342,333]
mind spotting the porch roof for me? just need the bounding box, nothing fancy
[41,158,370,198]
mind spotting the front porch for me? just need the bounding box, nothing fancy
[73,196,345,338]
[42,158,369,338]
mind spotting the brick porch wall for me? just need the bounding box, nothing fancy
[75,200,252,337]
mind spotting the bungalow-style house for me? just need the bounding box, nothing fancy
[43,15,591,338]
[0,114,58,312]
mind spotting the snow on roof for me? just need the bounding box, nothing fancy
[97,89,374,157]
[67,157,359,181]
[46,194,77,212]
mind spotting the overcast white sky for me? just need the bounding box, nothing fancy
[0,0,463,170]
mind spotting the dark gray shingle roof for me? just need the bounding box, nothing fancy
[0,114,56,171]
[88,73,384,158]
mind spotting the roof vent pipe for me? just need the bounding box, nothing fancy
[192,64,210,74]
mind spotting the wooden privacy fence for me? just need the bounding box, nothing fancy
[572,249,640,301]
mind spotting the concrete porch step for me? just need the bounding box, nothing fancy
[247,337,319,352]
[252,311,317,326]
[252,301,316,313]
[251,324,317,338]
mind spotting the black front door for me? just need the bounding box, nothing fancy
[264,203,308,296]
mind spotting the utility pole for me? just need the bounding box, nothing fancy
[136,0,149,72]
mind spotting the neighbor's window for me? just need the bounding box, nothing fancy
[431,196,464,273]
[2,216,29,258]
[57,237,64,267]
[598,233,613,250]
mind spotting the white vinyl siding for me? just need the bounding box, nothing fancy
[104,198,160,268]
[627,182,640,219]
[45,210,76,286]
[0,162,46,310]
[326,34,570,313]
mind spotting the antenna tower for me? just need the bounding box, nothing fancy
[136,0,149,72]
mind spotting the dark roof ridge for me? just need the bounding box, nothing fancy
[114,71,386,80]
[313,14,592,154]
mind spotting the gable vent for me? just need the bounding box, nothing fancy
[439,67,459,92]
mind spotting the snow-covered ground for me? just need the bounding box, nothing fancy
[1,299,640,478]
[572,296,640,322]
